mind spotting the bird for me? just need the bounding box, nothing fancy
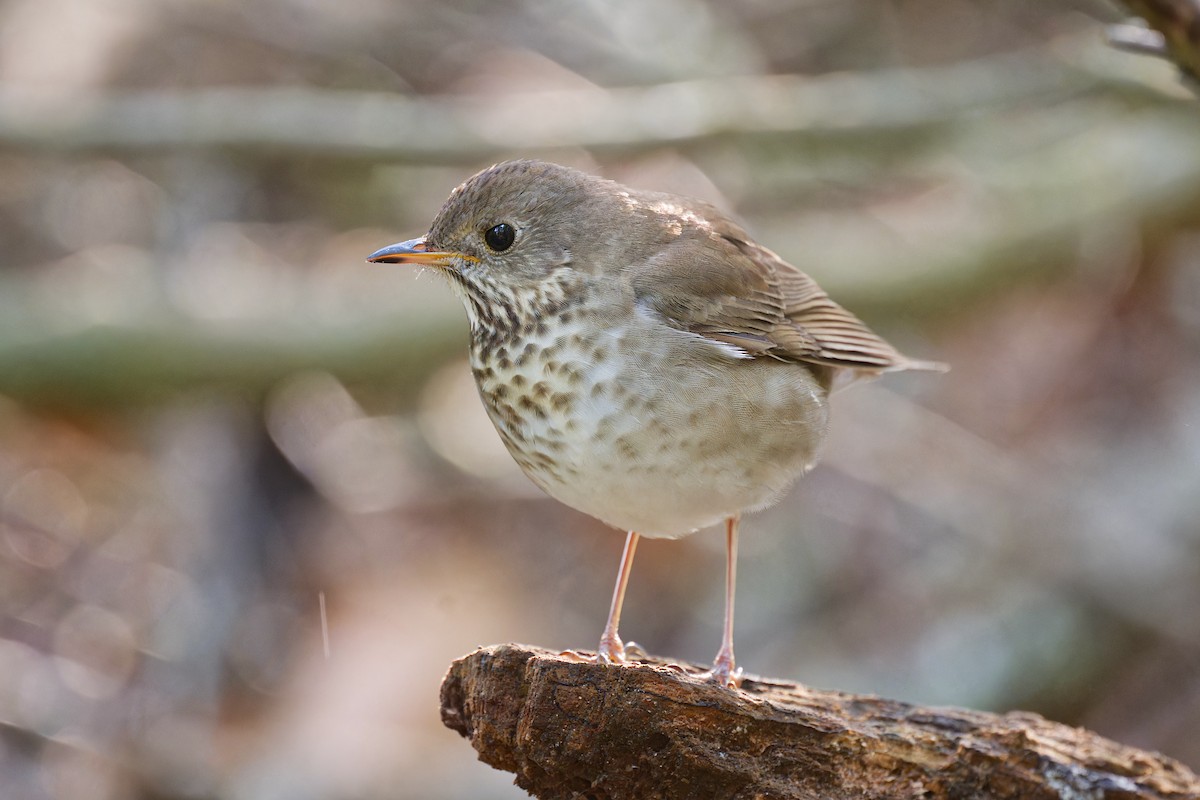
[368,159,940,687]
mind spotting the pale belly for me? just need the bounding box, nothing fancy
[472,318,830,538]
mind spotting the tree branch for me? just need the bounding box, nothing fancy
[440,644,1200,800]
[1111,0,1200,89]
[0,49,1095,160]
[0,312,465,410]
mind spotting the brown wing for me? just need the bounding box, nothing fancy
[630,211,931,374]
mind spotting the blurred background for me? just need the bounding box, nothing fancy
[1,0,1199,797]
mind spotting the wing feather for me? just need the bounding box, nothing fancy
[629,207,940,375]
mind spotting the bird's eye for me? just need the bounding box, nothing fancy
[484,223,516,252]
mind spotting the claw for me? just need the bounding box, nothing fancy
[697,661,744,689]
[623,640,648,660]
[596,631,627,664]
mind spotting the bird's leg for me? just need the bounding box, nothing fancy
[701,516,743,688]
[596,531,640,664]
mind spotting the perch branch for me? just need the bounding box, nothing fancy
[440,644,1200,800]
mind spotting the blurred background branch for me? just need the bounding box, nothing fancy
[0,47,1114,158]
[1111,0,1200,87]
[4,100,1200,408]
[0,307,463,409]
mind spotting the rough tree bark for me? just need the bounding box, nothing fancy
[439,644,1200,800]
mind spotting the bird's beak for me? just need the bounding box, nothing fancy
[366,236,462,266]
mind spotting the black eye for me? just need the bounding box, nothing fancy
[484,223,516,252]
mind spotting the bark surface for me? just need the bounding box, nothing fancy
[440,644,1200,800]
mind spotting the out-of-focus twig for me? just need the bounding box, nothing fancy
[0,50,1095,160]
[1110,0,1200,91]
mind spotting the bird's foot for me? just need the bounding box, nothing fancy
[596,631,627,664]
[623,640,648,660]
[559,633,640,665]
[696,650,743,689]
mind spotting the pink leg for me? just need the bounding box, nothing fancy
[707,516,743,688]
[597,531,640,664]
